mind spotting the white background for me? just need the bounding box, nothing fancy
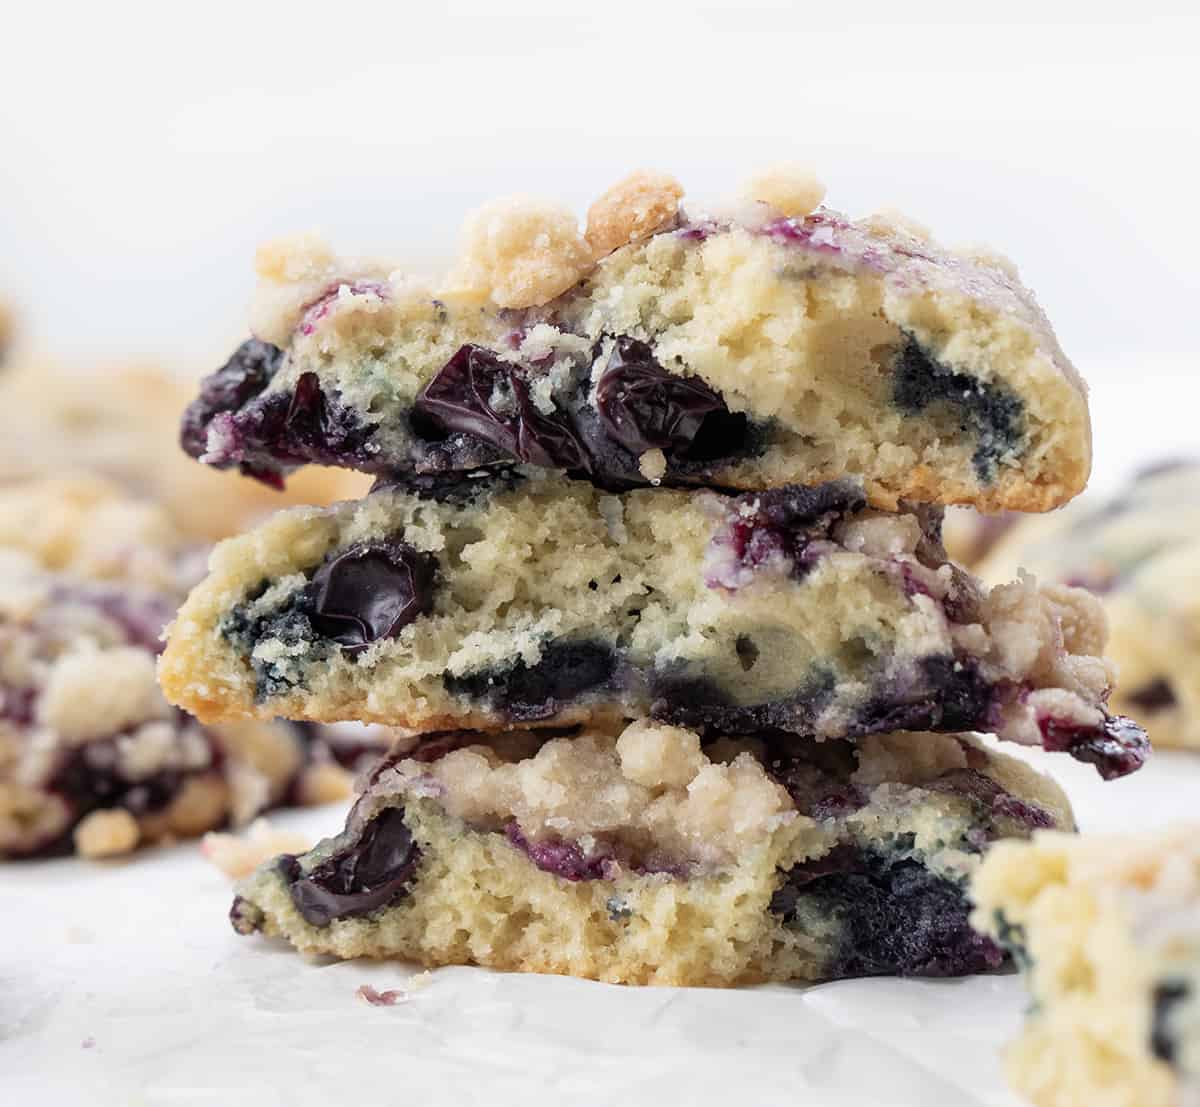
[1,4,1199,1105]
[2,1,1198,379]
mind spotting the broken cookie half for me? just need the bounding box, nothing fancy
[230,722,1073,985]
[159,474,1146,778]
[181,169,1090,513]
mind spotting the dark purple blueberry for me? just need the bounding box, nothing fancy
[443,640,615,722]
[1151,980,1190,1066]
[771,849,1005,978]
[281,806,421,927]
[595,336,744,461]
[308,541,437,655]
[710,481,868,588]
[229,895,265,936]
[1126,678,1177,712]
[1040,713,1149,780]
[182,340,374,488]
[891,335,1024,482]
[413,345,591,472]
[181,339,284,461]
[505,822,610,881]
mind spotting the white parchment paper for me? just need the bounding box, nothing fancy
[3,745,1196,1107]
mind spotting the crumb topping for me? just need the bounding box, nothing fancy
[585,170,684,256]
[391,721,797,867]
[442,195,595,309]
[38,647,170,744]
[740,164,827,219]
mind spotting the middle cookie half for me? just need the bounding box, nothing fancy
[160,473,1145,777]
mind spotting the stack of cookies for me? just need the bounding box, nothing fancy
[160,168,1149,985]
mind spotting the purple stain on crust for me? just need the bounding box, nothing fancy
[299,280,389,337]
[1040,712,1150,780]
[505,821,611,881]
[761,213,847,256]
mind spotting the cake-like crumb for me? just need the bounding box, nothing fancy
[586,170,684,256]
[741,164,826,218]
[442,196,594,309]
[74,809,140,858]
[203,817,314,879]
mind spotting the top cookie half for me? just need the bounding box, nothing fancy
[183,168,1092,512]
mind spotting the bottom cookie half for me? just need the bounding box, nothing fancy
[233,722,1072,986]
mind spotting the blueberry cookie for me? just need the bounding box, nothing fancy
[0,358,369,540]
[231,721,1072,985]
[0,300,14,367]
[972,826,1200,1107]
[159,473,1146,776]
[181,168,1090,512]
[979,461,1200,750]
[0,484,354,858]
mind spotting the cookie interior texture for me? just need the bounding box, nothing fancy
[232,724,1073,986]
[972,826,1200,1107]
[158,474,1145,776]
[183,199,1090,513]
[977,460,1200,749]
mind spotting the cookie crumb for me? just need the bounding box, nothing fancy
[203,817,313,879]
[637,448,668,485]
[254,232,336,283]
[74,809,140,858]
[741,164,826,218]
[442,196,594,309]
[406,970,434,994]
[356,984,406,1006]
[586,170,684,256]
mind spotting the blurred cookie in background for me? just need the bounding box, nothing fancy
[0,301,16,367]
[0,358,371,540]
[942,505,1020,568]
[0,476,356,860]
[976,461,1200,750]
